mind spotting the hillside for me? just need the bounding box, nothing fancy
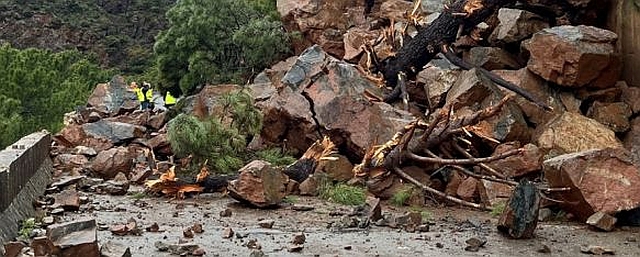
[0,0,174,73]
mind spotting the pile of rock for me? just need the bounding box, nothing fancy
[50,75,172,198]
[41,0,640,237]
[257,0,640,231]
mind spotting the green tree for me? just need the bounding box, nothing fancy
[167,90,263,174]
[0,44,113,148]
[154,0,290,95]
[0,95,24,148]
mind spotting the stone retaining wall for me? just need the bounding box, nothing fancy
[0,132,52,254]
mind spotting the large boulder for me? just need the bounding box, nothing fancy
[227,160,288,208]
[586,101,632,133]
[315,154,354,182]
[620,83,640,115]
[82,120,146,145]
[543,148,640,221]
[252,56,297,91]
[89,147,133,179]
[380,0,414,22]
[86,75,139,115]
[43,219,100,257]
[260,45,414,159]
[463,47,523,71]
[416,58,461,108]
[524,25,620,88]
[343,27,380,62]
[103,111,149,127]
[534,112,623,158]
[54,124,113,152]
[146,133,171,155]
[493,68,564,126]
[147,112,167,131]
[54,154,89,173]
[420,0,446,14]
[258,86,317,156]
[176,84,242,118]
[487,142,543,178]
[276,0,367,57]
[445,68,529,143]
[489,8,549,45]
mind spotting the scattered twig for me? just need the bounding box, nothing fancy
[537,187,572,192]
[538,193,568,204]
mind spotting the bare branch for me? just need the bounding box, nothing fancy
[394,167,491,211]
[452,142,507,179]
[450,165,518,186]
[441,45,552,111]
[408,149,522,165]
[416,95,511,150]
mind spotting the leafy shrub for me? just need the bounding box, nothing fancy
[18,218,36,238]
[167,90,262,174]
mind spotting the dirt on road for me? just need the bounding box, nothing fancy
[59,186,640,257]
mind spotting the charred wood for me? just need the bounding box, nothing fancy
[381,0,517,102]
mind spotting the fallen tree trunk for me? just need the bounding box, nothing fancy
[382,0,517,102]
[144,166,235,198]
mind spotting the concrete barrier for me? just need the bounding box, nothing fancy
[0,131,53,254]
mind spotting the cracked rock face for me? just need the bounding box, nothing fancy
[260,45,414,160]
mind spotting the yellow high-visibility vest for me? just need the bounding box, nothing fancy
[165,92,177,105]
[145,89,153,101]
[133,88,145,102]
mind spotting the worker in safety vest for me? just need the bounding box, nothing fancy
[165,91,177,108]
[141,82,153,110]
[131,82,145,110]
